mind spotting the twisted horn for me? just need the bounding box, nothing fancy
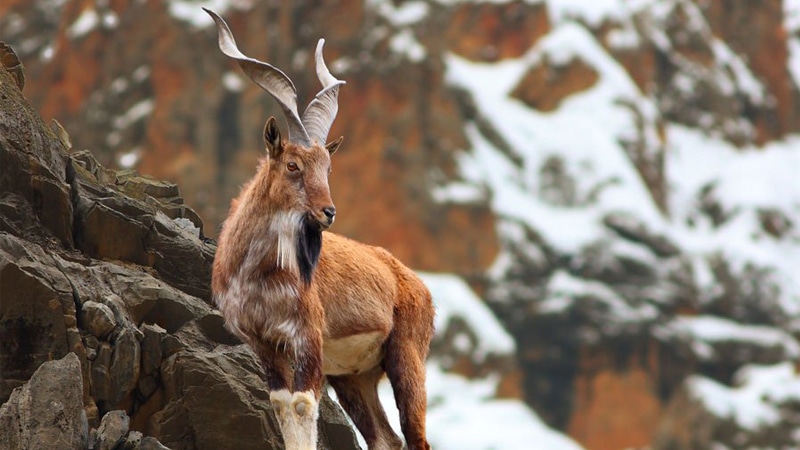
[204,8,311,146]
[302,39,346,145]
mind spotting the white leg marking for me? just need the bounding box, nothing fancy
[270,389,319,450]
[291,390,319,450]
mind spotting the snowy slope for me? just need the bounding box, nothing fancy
[435,0,800,329]
[417,0,800,446]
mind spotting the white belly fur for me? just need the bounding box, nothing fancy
[322,331,385,376]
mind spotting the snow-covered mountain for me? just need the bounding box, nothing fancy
[3,0,800,448]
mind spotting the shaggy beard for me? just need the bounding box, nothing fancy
[297,215,323,285]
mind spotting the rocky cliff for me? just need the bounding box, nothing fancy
[3,1,800,449]
[0,50,359,449]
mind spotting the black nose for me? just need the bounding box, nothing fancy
[323,206,336,220]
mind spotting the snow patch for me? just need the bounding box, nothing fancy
[114,99,154,130]
[222,71,244,92]
[102,11,119,29]
[118,148,141,168]
[431,181,487,204]
[689,363,800,431]
[40,45,55,62]
[606,25,641,50]
[786,0,800,33]
[110,77,129,94]
[167,0,252,28]
[132,66,151,83]
[68,8,100,38]
[389,29,426,62]
[710,39,766,104]
[544,270,659,323]
[546,0,629,27]
[370,0,429,26]
[418,272,516,357]
[444,22,665,254]
[789,37,800,89]
[665,126,800,318]
[661,315,800,360]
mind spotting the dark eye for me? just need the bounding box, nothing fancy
[287,162,299,172]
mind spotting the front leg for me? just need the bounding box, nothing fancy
[259,294,324,450]
[252,344,301,447]
[256,330,323,450]
[286,326,323,450]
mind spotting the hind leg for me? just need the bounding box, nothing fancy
[329,366,403,450]
[383,339,431,450]
[382,284,434,450]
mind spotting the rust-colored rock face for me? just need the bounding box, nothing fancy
[701,0,799,143]
[331,65,498,271]
[567,348,663,450]
[511,56,600,112]
[445,1,550,62]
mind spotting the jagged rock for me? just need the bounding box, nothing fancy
[150,345,359,450]
[0,353,87,450]
[758,207,794,239]
[137,375,158,400]
[96,410,130,450]
[602,212,680,257]
[140,324,166,377]
[703,255,785,327]
[107,328,141,409]
[139,437,172,450]
[85,334,100,360]
[81,301,119,340]
[69,148,216,302]
[0,41,25,90]
[92,342,113,402]
[0,236,74,403]
[0,51,72,248]
[121,430,143,450]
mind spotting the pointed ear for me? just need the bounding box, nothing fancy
[325,136,343,156]
[263,117,283,158]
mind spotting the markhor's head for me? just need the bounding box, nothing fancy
[205,8,345,230]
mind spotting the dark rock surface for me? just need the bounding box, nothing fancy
[0,353,87,450]
[96,410,130,450]
[0,51,360,450]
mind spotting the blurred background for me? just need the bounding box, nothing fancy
[3,0,800,448]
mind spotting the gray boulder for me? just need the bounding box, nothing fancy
[0,353,87,450]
